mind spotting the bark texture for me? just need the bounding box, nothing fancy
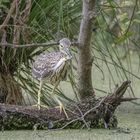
[0,81,136,130]
[78,0,96,100]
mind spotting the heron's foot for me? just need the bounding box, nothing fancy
[55,103,69,119]
[32,104,49,110]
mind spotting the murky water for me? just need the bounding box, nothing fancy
[0,119,140,140]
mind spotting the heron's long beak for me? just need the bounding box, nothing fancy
[65,47,72,59]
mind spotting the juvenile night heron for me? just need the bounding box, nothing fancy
[32,38,72,117]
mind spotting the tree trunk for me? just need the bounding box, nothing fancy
[78,0,96,100]
[0,73,22,104]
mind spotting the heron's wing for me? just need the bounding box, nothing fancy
[32,52,64,79]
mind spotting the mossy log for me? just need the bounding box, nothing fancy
[0,81,137,130]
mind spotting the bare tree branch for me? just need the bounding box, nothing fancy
[0,42,78,48]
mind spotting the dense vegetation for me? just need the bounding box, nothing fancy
[0,0,140,116]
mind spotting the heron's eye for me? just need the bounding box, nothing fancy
[60,45,63,48]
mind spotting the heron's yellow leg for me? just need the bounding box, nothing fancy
[51,82,68,119]
[37,80,43,109]
[33,80,48,109]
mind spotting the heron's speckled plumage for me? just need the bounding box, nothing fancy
[32,38,72,85]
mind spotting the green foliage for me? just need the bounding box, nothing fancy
[92,0,140,85]
[0,0,140,105]
[0,0,81,105]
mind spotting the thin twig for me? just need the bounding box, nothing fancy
[0,42,58,48]
[83,96,107,118]
[57,118,79,130]
[55,96,107,129]
[0,42,79,48]
[0,0,16,31]
[75,105,90,129]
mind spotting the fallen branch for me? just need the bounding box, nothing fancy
[0,80,137,130]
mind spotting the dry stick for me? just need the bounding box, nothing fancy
[83,96,107,118]
[0,42,58,48]
[0,0,16,31]
[0,42,79,48]
[13,0,32,46]
[59,118,80,130]
[75,105,90,129]
[20,0,32,23]
[59,97,106,129]
[13,0,21,45]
